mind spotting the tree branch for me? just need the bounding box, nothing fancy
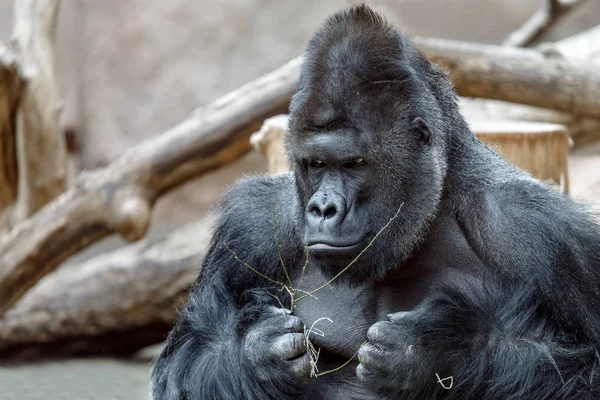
[414,37,600,119]
[10,0,67,226]
[0,57,300,316]
[502,0,590,47]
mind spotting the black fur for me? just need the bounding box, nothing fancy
[151,5,600,399]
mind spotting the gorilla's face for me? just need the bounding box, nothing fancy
[295,129,373,259]
[287,17,448,283]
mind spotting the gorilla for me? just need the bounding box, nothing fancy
[151,5,600,400]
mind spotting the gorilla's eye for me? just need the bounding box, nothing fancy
[343,158,365,168]
[310,160,326,168]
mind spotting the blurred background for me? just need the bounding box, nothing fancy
[0,0,599,399]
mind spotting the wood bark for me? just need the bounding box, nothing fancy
[471,25,600,147]
[249,115,290,175]
[0,217,212,358]
[0,57,301,316]
[503,0,590,47]
[413,37,600,120]
[10,0,67,226]
[553,24,600,64]
[0,45,24,222]
[460,97,600,148]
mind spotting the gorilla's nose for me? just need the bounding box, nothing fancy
[306,195,345,230]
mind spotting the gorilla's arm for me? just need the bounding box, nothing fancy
[367,278,600,400]
[150,175,310,400]
[459,180,600,341]
[360,180,600,399]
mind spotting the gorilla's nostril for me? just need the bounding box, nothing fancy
[310,205,322,217]
[323,206,337,219]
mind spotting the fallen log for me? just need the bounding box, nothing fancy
[464,24,600,147]
[0,216,212,358]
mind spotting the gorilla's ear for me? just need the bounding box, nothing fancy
[412,117,431,146]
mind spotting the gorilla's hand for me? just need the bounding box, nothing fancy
[357,311,417,394]
[242,306,312,384]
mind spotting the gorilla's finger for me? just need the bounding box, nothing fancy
[266,306,292,316]
[289,353,312,377]
[357,343,390,371]
[356,362,376,381]
[281,315,304,332]
[273,333,307,360]
[367,321,401,347]
[265,315,304,334]
[387,311,411,324]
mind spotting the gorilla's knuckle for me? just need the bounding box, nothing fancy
[273,332,306,359]
[357,343,371,363]
[387,311,411,324]
[367,321,391,343]
[267,306,292,316]
[286,332,306,352]
[290,353,312,377]
[356,363,372,381]
[283,315,303,332]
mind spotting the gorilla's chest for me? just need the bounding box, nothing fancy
[292,267,431,360]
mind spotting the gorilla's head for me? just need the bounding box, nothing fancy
[286,5,456,283]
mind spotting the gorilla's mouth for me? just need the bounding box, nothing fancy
[306,238,365,257]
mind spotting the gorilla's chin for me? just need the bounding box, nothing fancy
[310,251,382,286]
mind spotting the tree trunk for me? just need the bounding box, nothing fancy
[10,0,67,226]
[0,46,23,225]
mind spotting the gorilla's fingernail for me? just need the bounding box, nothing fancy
[387,311,410,323]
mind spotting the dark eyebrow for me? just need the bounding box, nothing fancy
[362,74,412,88]
[314,119,349,132]
[360,69,412,88]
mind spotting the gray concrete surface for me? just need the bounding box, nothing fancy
[0,357,152,400]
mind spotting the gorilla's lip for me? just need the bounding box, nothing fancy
[306,239,365,256]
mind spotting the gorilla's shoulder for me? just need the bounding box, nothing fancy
[198,173,301,281]
[466,176,600,250]
[210,172,301,258]
[218,172,298,218]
